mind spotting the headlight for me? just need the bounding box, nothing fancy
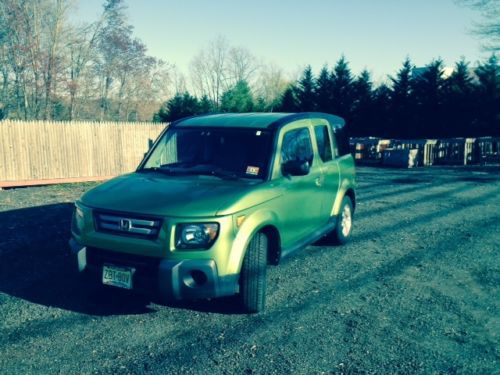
[75,205,84,219]
[72,202,86,234]
[175,223,219,249]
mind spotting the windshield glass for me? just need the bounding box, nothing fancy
[141,127,273,180]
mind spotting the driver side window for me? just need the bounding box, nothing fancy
[281,128,314,165]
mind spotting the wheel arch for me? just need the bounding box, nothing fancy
[344,188,356,212]
[226,210,280,274]
[332,180,357,216]
[260,225,281,265]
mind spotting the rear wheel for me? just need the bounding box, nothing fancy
[239,232,268,313]
[327,196,353,245]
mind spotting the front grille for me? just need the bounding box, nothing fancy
[94,211,162,239]
[86,247,160,290]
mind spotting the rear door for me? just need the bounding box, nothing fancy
[313,122,341,221]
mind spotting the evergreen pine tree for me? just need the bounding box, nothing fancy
[253,96,268,112]
[372,84,392,137]
[330,56,354,119]
[199,95,214,114]
[351,69,374,136]
[444,58,475,136]
[474,55,499,136]
[296,65,316,111]
[413,59,446,137]
[156,92,200,122]
[315,65,332,112]
[220,80,254,113]
[390,57,415,138]
[278,85,299,112]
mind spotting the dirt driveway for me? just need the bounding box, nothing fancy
[0,166,498,374]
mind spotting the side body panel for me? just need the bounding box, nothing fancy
[330,154,356,216]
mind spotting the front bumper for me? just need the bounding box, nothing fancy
[69,238,238,300]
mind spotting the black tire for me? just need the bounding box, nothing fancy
[327,196,354,245]
[239,232,268,313]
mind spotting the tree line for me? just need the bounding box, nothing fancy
[157,55,499,138]
[1,0,498,138]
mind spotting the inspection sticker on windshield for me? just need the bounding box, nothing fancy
[246,166,260,175]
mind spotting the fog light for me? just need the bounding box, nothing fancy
[183,270,208,288]
[191,270,207,285]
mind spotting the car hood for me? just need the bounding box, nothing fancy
[80,172,280,217]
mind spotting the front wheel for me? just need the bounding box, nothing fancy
[239,232,268,313]
[327,196,354,245]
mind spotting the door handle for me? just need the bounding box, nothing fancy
[315,176,323,187]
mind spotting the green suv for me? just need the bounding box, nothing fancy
[70,113,356,312]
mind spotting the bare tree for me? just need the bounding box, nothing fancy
[227,46,258,86]
[115,38,147,120]
[0,0,76,120]
[0,0,175,121]
[94,0,134,120]
[169,65,187,95]
[254,63,289,110]
[455,0,499,52]
[148,59,173,103]
[123,58,170,121]
[190,36,230,108]
[0,0,42,119]
[0,13,10,117]
[43,0,73,119]
[65,20,102,120]
[189,37,261,109]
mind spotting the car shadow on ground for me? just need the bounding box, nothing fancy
[0,203,248,316]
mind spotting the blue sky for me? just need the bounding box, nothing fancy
[76,0,486,83]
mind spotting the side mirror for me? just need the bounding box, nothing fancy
[282,159,310,176]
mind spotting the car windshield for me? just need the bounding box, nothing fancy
[141,127,273,180]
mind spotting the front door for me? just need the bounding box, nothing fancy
[276,125,325,247]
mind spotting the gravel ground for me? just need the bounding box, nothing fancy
[0,166,499,374]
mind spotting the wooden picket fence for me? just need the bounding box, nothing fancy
[0,120,166,188]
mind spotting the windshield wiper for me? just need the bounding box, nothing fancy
[139,166,187,175]
[160,161,196,169]
[199,168,240,180]
[140,165,239,180]
[178,165,239,180]
[139,166,161,172]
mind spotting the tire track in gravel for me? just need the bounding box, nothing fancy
[1,167,499,374]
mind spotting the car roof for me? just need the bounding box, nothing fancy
[172,112,345,131]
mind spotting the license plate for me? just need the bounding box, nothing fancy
[102,264,134,289]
